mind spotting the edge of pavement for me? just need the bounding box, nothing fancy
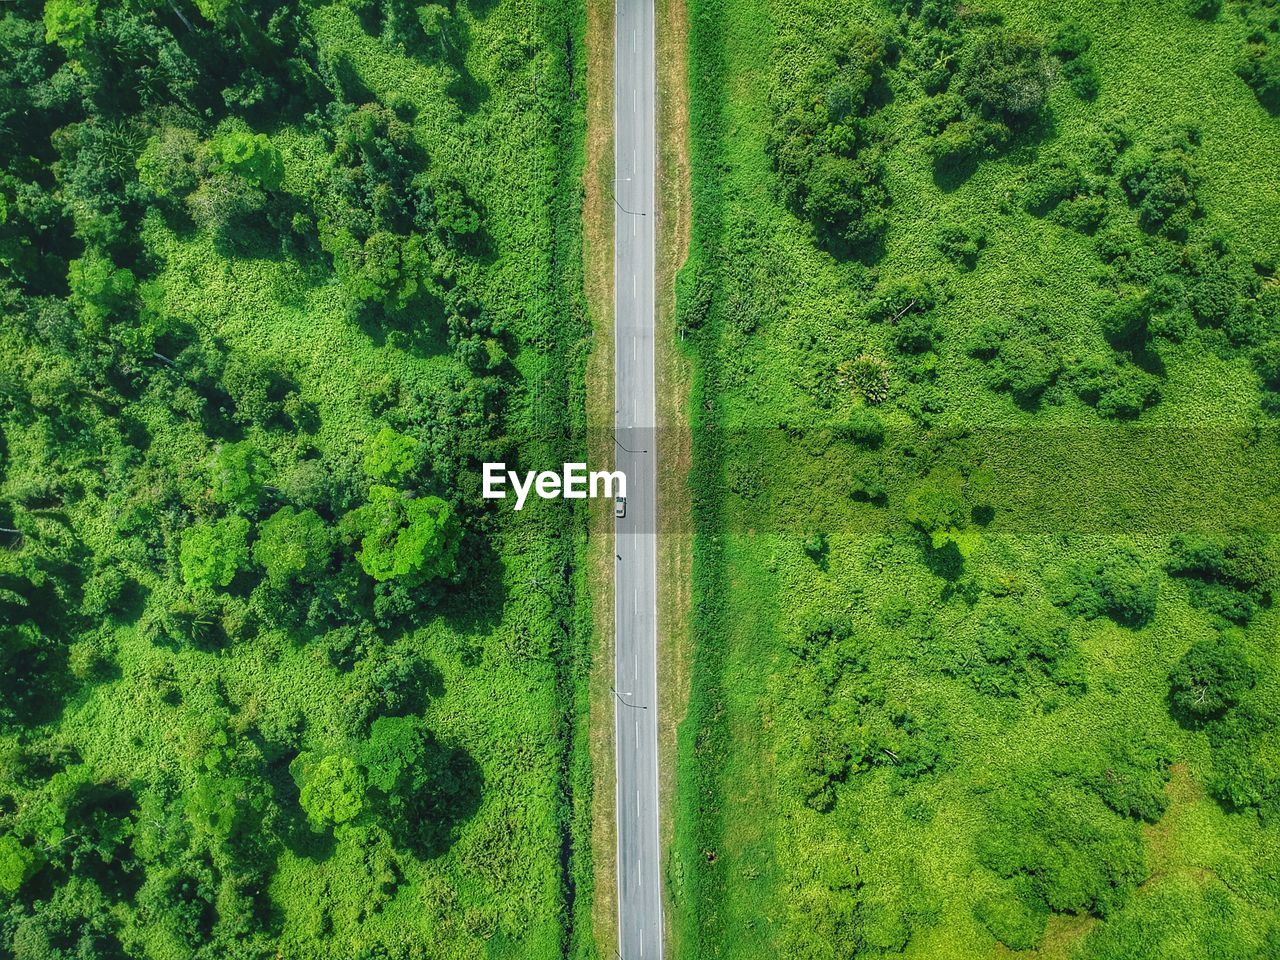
[583,0,619,953]
[585,0,691,953]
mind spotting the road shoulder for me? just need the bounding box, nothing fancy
[583,0,618,953]
[654,0,694,954]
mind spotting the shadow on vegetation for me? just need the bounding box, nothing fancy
[1128,346,1167,379]
[364,653,445,720]
[921,537,965,582]
[211,213,289,263]
[353,298,452,358]
[331,54,379,107]
[151,606,231,655]
[932,153,981,192]
[444,59,489,116]
[464,0,501,20]
[391,737,483,859]
[933,117,1055,193]
[826,229,887,267]
[0,564,83,728]
[77,786,143,903]
[267,750,339,862]
[441,531,505,649]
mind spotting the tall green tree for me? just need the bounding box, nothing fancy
[179,515,250,589]
[362,426,418,484]
[0,834,40,895]
[252,506,330,585]
[291,753,366,830]
[345,486,461,586]
[42,0,95,55]
[210,132,284,192]
[209,442,268,512]
[358,715,430,799]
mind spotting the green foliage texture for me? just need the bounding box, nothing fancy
[674,0,1280,957]
[0,0,597,957]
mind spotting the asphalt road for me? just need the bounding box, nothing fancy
[613,0,662,955]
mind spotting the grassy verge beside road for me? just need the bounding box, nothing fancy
[654,0,696,953]
[583,0,619,952]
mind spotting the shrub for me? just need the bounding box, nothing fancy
[980,784,1148,917]
[1049,22,1092,59]
[1101,297,1152,353]
[326,229,433,312]
[1222,300,1270,348]
[1096,371,1159,418]
[1059,547,1160,627]
[1116,125,1202,234]
[768,28,892,253]
[800,153,890,251]
[893,312,941,354]
[1084,120,1132,173]
[1168,635,1256,724]
[68,633,114,681]
[1023,152,1087,216]
[1205,704,1278,811]
[992,334,1062,408]
[935,222,985,268]
[841,353,892,403]
[969,322,1003,360]
[958,32,1051,126]
[1187,0,1221,17]
[1050,193,1107,232]
[1063,57,1100,99]
[904,472,968,541]
[1168,530,1277,621]
[850,468,887,504]
[1085,736,1172,822]
[1254,338,1280,390]
[1183,240,1259,330]
[1168,532,1277,593]
[429,173,481,240]
[222,354,283,427]
[865,278,941,324]
[971,317,1063,409]
[1238,40,1280,112]
[803,531,829,565]
[1048,23,1099,99]
[67,248,136,333]
[1070,359,1160,419]
[974,889,1048,951]
[927,117,995,170]
[186,170,265,234]
[964,603,1083,697]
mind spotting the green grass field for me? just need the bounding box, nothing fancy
[673,0,1280,957]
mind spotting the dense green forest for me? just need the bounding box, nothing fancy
[0,0,596,957]
[674,0,1280,957]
